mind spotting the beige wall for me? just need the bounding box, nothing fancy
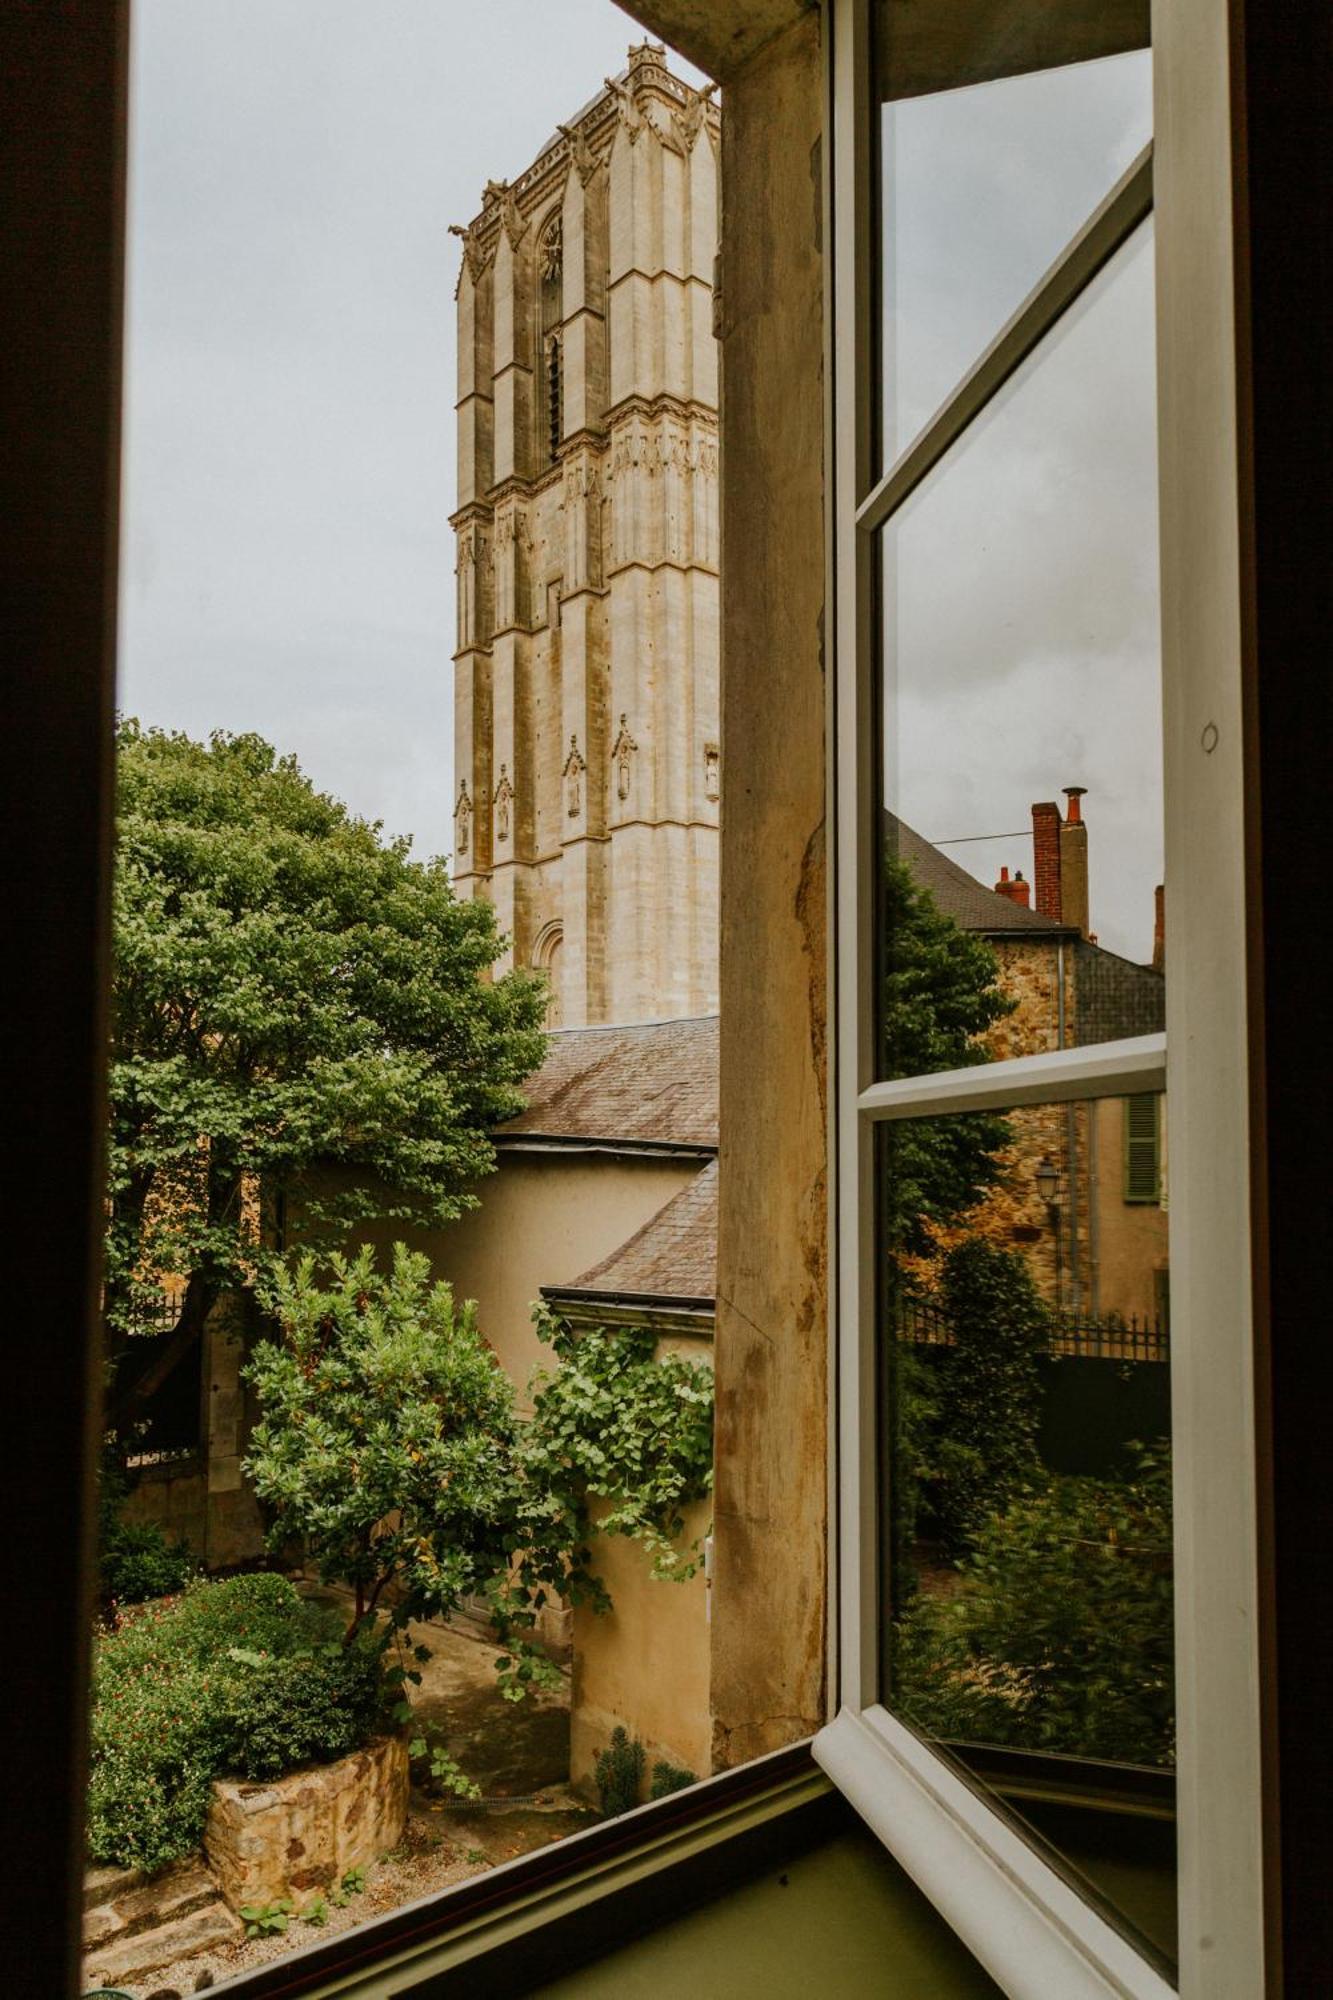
[1092,1094,1169,1323]
[571,1491,712,1800]
[712,9,829,1769]
[337,1152,701,1404]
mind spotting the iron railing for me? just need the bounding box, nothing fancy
[898,1298,1169,1364]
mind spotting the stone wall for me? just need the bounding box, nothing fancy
[711,8,828,1768]
[205,1736,409,1911]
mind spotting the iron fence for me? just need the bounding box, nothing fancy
[897,1297,1169,1364]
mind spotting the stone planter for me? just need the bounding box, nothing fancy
[205,1734,409,1911]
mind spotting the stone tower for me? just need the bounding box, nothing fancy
[449,42,720,1027]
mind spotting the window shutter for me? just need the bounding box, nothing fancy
[1123,1093,1161,1203]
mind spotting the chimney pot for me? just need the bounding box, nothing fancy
[1063,784,1088,824]
[994,865,1031,908]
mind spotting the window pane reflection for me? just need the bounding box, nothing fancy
[878,1093,1175,1969]
[879,222,1162,1082]
[879,50,1152,463]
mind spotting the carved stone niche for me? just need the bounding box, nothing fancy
[563,734,587,818]
[454,779,473,856]
[704,742,720,803]
[493,764,515,844]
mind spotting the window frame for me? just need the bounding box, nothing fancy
[815,2,1268,1995]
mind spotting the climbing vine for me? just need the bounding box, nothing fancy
[520,1308,714,1585]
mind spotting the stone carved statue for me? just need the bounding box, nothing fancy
[493,764,514,843]
[611,714,639,803]
[563,735,587,818]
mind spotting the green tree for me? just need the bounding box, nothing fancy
[880,852,1014,1259]
[106,724,546,1426]
[244,1247,540,1657]
[906,1237,1051,1556]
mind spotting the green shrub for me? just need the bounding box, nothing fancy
[649,1760,697,1800]
[892,1445,1174,1768]
[88,1574,389,1871]
[593,1727,645,1816]
[100,1515,197,1607]
[900,1238,1049,1557]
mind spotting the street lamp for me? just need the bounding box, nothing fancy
[1035,1155,1064,1310]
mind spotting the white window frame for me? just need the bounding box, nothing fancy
[815,3,1267,1995]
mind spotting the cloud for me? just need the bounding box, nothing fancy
[119,0,708,865]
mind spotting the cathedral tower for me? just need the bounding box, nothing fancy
[450,42,720,1026]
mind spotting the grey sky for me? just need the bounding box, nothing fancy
[882,53,1160,962]
[119,1,704,868]
[122,18,1159,961]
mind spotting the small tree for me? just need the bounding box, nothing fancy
[244,1246,532,1647]
[106,724,547,1430]
[906,1236,1050,1556]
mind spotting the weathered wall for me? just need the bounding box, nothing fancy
[711,8,828,1767]
[571,1488,712,1800]
[331,1153,699,1406]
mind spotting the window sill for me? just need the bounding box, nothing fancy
[813,1707,1175,2000]
[208,1742,831,1998]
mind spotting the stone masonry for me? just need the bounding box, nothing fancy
[451,42,720,1026]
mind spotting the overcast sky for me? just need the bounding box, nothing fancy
[882,51,1160,962]
[121,20,1158,960]
[118,1,704,868]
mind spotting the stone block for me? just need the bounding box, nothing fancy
[205,1735,409,1911]
[84,1901,241,1987]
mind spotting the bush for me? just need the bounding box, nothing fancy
[100,1515,197,1608]
[649,1761,697,1800]
[593,1727,645,1816]
[901,1238,1049,1557]
[892,1445,1174,1768]
[88,1574,390,1871]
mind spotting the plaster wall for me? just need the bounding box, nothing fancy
[711,10,829,1768]
[337,1152,701,1405]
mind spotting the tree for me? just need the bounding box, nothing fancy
[881,852,1015,1260]
[244,1248,531,1645]
[106,724,547,1427]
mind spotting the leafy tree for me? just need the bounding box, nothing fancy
[901,1238,1051,1558]
[245,1247,535,1652]
[106,724,546,1426]
[880,852,1015,1259]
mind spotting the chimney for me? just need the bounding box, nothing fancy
[1152,883,1165,971]
[1059,786,1089,937]
[1031,802,1063,919]
[993,865,1032,908]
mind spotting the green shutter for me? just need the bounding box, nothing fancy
[1123,1094,1161,1203]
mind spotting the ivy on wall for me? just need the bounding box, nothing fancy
[521,1308,715,1589]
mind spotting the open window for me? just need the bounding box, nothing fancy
[818,2,1267,1994]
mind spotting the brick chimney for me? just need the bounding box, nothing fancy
[1031,802,1063,919]
[1153,882,1165,971]
[993,865,1032,908]
[1059,786,1089,937]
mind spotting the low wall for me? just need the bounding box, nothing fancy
[205,1735,409,1910]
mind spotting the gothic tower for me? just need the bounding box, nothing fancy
[450,42,720,1027]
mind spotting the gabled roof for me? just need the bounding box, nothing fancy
[544,1160,718,1311]
[887,811,1072,936]
[495,1015,718,1153]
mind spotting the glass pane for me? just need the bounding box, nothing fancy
[878,222,1162,1082]
[879,49,1152,463]
[878,1094,1174,1972]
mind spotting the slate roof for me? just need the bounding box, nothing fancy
[495,1015,718,1152]
[547,1160,718,1308]
[887,811,1072,935]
